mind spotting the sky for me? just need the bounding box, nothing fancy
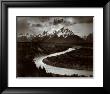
[16,16,93,37]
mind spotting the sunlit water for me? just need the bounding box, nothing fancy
[33,48,93,76]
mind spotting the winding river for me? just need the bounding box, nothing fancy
[33,48,93,76]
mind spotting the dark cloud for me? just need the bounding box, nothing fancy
[32,24,42,27]
[16,17,29,34]
[73,16,93,23]
[53,18,64,25]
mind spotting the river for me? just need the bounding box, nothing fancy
[33,48,93,76]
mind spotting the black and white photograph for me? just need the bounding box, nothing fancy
[16,16,93,77]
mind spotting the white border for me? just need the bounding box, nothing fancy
[8,8,103,87]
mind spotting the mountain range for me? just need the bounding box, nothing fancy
[17,27,93,44]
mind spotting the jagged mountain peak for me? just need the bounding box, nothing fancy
[55,27,74,37]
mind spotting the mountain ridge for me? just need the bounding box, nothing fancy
[17,27,93,44]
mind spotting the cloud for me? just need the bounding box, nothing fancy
[16,17,29,34]
[32,24,42,27]
[16,16,93,37]
[73,16,93,23]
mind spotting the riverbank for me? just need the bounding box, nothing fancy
[17,42,69,77]
[43,48,93,71]
[17,42,93,77]
[34,47,93,77]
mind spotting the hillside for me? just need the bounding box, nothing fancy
[43,48,93,71]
